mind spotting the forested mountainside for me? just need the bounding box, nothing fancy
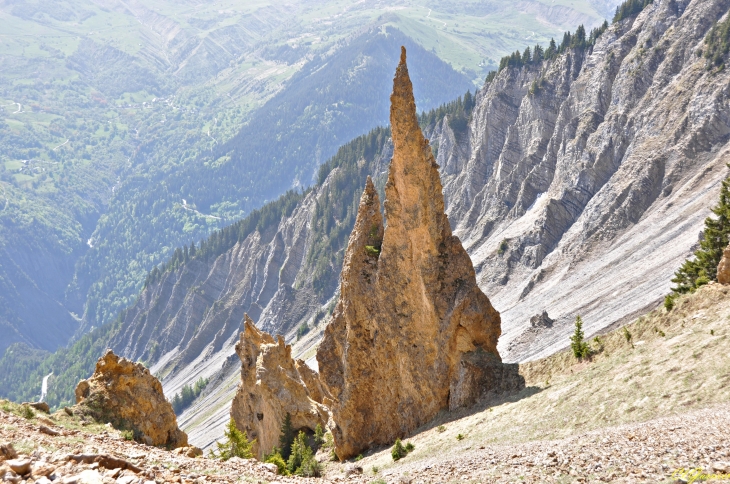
[0,0,612,361]
[73,28,473,335]
[6,0,729,450]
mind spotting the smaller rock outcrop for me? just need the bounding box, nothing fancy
[718,244,730,284]
[231,315,331,459]
[530,311,554,329]
[74,350,188,448]
[22,402,49,414]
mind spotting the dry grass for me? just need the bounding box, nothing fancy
[357,283,730,473]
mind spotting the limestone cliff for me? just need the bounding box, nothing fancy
[75,350,188,448]
[317,48,522,460]
[230,315,330,459]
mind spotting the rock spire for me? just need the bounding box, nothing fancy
[316,47,522,460]
[230,315,331,459]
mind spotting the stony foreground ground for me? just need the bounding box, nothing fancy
[346,404,730,484]
[2,402,730,484]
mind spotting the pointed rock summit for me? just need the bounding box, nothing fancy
[317,47,523,460]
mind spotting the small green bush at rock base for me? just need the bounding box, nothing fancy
[121,430,134,441]
[456,434,465,441]
[391,438,407,461]
[209,418,254,461]
[372,466,379,474]
[20,405,34,420]
[365,245,380,257]
[405,442,415,452]
[436,425,446,433]
[355,454,363,461]
[264,449,289,476]
[664,294,675,311]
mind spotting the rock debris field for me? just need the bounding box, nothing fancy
[2,403,730,483]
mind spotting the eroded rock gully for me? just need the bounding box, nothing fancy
[315,48,523,460]
[74,350,188,448]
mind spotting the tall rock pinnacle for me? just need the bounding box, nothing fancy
[317,47,522,460]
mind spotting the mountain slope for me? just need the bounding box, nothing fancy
[74,27,473,334]
[439,0,730,361]
[0,0,615,359]
[4,0,729,452]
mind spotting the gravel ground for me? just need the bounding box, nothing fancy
[3,404,730,484]
[342,405,730,483]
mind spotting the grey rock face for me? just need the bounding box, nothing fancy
[433,0,730,361]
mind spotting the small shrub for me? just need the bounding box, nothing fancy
[209,418,254,460]
[570,316,590,359]
[296,323,310,341]
[355,454,363,461]
[623,326,633,345]
[323,431,334,449]
[391,438,407,461]
[365,245,380,257]
[436,425,446,433]
[711,329,715,335]
[654,327,666,337]
[592,336,604,353]
[497,239,508,256]
[372,466,380,474]
[264,450,289,476]
[121,429,134,441]
[314,424,325,447]
[20,405,34,420]
[405,442,415,452]
[456,434,465,441]
[298,455,322,477]
[664,294,675,311]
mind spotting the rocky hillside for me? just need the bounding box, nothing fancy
[439,0,730,363]
[2,282,729,483]
[5,0,730,451]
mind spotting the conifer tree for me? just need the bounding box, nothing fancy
[671,170,730,293]
[278,412,295,460]
[570,316,590,359]
[209,418,254,460]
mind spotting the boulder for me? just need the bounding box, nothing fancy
[316,46,524,460]
[23,402,50,413]
[230,315,331,459]
[6,459,31,476]
[530,311,554,329]
[74,349,187,448]
[718,243,730,284]
[0,443,17,461]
